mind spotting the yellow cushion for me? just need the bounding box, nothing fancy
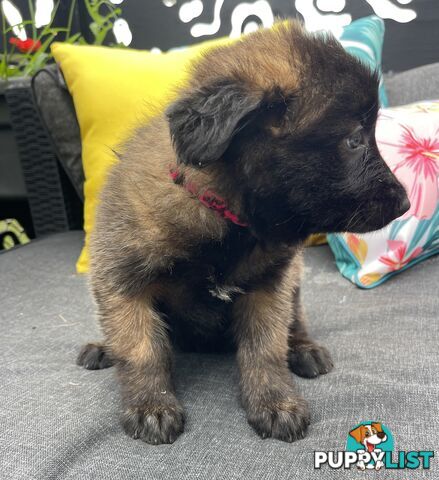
[305,234,327,246]
[51,38,234,273]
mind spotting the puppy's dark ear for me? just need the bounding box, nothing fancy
[166,81,261,167]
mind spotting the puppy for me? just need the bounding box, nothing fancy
[350,423,388,470]
[77,20,409,444]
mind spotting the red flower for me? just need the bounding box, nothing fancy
[397,124,439,183]
[379,240,423,271]
[9,37,42,53]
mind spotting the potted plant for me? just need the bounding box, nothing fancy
[1,0,128,112]
[0,0,130,239]
[1,0,130,80]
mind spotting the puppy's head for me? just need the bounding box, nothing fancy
[167,21,410,241]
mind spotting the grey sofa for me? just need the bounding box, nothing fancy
[1,67,439,479]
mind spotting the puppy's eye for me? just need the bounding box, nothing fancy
[365,431,370,437]
[346,130,364,150]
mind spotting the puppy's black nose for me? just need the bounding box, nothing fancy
[377,432,386,439]
[397,196,411,217]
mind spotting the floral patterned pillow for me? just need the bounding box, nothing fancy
[327,100,439,288]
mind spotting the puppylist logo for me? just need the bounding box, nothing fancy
[315,421,434,471]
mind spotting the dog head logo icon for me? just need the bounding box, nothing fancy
[347,422,392,470]
[350,422,388,453]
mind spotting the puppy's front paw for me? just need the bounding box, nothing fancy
[122,399,185,445]
[288,341,333,378]
[246,392,310,442]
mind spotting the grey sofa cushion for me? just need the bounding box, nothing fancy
[1,232,438,479]
[385,62,439,107]
[32,65,84,201]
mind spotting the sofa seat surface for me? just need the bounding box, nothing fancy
[1,231,438,479]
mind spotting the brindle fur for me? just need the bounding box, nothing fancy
[79,20,409,444]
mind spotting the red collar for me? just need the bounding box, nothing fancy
[169,167,248,227]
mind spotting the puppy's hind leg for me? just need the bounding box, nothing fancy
[288,287,334,378]
[77,342,114,370]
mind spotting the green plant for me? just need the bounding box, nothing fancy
[0,0,124,79]
[85,0,122,46]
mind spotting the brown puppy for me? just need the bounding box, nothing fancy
[78,20,409,444]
